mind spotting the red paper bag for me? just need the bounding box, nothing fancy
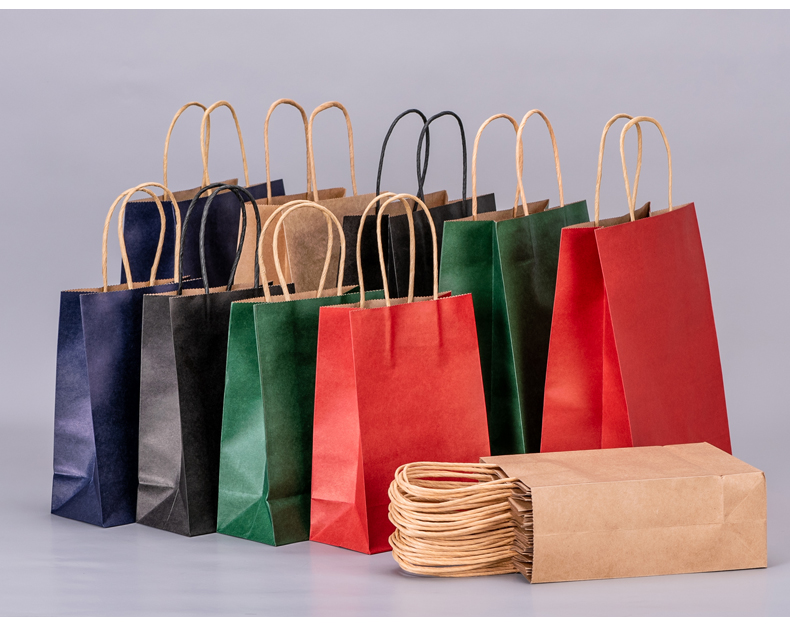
[542,115,731,454]
[310,192,490,554]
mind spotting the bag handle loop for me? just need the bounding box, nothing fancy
[264,98,313,204]
[378,193,438,305]
[102,185,166,292]
[307,101,357,202]
[355,192,438,308]
[471,114,522,220]
[594,114,643,226]
[269,202,344,302]
[258,200,332,302]
[163,102,210,188]
[515,110,564,214]
[356,192,400,308]
[415,111,465,204]
[111,182,184,291]
[620,116,672,221]
[199,101,251,188]
[177,183,260,295]
[376,109,430,210]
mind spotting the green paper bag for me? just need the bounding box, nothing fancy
[439,111,589,456]
[217,200,381,545]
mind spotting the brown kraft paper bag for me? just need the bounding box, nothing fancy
[482,443,766,583]
[235,98,348,286]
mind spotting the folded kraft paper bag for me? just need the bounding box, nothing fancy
[389,444,766,583]
[482,443,766,583]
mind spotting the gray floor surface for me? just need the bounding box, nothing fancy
[1,421,788,616]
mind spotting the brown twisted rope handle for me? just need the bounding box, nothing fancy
[265,201,344,302]
[102,183,182,291]
[113,183,183,291]
[388,462,521,577]
[102,187,163,292]
[621,116,672,220]
[355,192,403,306]
[515,110,564,215]
[257,199,335,300]
[307,101,357,202]
[163,102,210,188]
[595,114,643,226]
[355,192,438,307]
[471,114,523,220]
[199,101,251,188]
[264,98,313,204]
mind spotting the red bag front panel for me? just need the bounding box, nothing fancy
[595,204,731,453]
[310,306,370,553]
[349,294,490,554]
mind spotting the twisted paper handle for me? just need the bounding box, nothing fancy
[388,462,521,577]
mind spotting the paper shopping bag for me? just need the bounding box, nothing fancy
[52,183,199,527]
[439,111,588,456]
[386,110,497,298]
[121,101,286,289]
[541,115,731,454]
[235,98,348,286]
[283,101,392,292]
[310,192,490,555]
[217,201,382,546]
[340,108,449,292]
[136,184,290,537]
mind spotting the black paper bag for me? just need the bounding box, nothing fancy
[136,184,289,536]
[388,111,496,298]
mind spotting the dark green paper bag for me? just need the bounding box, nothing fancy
[439,111,589,456]
[217,199,381,545]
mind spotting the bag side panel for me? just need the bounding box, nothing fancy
[310,307,370,553]
[216,302,272,544]
[541,227,606,452]
[601,295,633,448]
[497,200,589,453]
[51,291,103,526]
[439,220,498,426]
[137,294,189,534]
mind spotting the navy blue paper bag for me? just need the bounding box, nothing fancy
[52,184,200,527]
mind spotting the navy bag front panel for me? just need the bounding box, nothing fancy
[121,180,285,289]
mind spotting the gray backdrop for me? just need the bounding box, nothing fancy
[1,10,788,616]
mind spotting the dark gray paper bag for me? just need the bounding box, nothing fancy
[136,183,290,536]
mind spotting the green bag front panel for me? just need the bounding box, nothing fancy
[496,200,589,453]
[253,289,381,546]
[216,301,274,545]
